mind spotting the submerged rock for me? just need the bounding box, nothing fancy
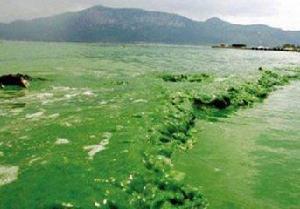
[0,73,32,88]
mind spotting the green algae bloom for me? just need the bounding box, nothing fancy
[0,41,300,209]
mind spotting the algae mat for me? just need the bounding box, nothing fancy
[0,41,300,208]
[174,82,300,209]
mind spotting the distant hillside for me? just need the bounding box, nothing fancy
[0,5,299,46]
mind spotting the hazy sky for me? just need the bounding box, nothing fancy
[0,0,299,30]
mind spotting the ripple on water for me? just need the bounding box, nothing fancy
[48,113,60,119]
[25,111,44,119]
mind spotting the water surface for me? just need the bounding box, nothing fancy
[0,41,299,208]
[174,82,300,209]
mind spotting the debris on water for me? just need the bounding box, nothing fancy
[0,165,19,186]
[55,138,70,145]
[0,73,31,88]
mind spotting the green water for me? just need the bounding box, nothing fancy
[0,41,300,208]
[174,82,300,209]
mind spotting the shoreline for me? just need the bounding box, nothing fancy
[212,45,300,53]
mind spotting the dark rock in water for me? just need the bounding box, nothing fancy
[0,74,32,88]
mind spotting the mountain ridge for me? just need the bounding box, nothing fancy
[0,5,299,46]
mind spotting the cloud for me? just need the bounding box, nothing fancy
[0,0,299,30]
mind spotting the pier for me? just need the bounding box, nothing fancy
[212,43,300,52]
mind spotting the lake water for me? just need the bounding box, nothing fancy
[0,42,299,209]
[174,82,300,209]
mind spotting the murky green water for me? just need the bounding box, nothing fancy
[0,41,299,208]
[174,82,300,209]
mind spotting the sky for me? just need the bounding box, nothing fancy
[0,0,299,31]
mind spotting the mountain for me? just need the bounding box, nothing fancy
[0,5,299,46]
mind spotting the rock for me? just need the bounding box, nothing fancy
[0,73,32,88]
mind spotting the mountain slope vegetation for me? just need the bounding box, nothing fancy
[0,5,299,46]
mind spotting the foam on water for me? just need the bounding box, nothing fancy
[0,166,19,186]
[25,111,44,119]
[1,42,300,208]
[55,138,70,145]
[35,93,53,99]
[84,139,110,160]
[133,99,148,103]
[82,91,95,97]
[48,113,60,119]
[28,157,42,166]
[84,132,112,160]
